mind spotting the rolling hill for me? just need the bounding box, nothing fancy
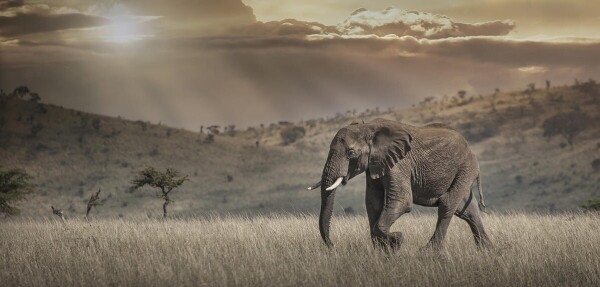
[1,81,599,218]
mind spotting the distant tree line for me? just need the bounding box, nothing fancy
[0,86,41,102]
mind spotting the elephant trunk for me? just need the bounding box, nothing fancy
[319,188,336,247]
[318,150,346,247]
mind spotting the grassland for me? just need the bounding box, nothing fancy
[1,213,599,286]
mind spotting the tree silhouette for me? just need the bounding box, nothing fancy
[207,125,220,135]
[51,206,65,223]
[11,86,30,98]
[85,189,103,219]
[131,167,188,219]
[0,167,34,216]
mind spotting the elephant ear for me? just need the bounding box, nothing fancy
[368,125,412,179]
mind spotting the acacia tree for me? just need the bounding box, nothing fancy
[11,86,30,98]
[0,167,34,216]
[131,167,188,218]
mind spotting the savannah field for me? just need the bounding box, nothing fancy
[1,82,600,287]
[1,213,599,287]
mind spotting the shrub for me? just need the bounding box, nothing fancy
[204,134,214,144]
[91,118,101,132]
[280,126,306,145]
[149,148,159,156]
[458,120,500,143]
[592,159,600,172]
[515,175,523,185]
[542,112,590,146]
[0,167,34,216]
[580,197,600,211]
[30,124,43,137]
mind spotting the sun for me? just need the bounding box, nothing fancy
[102,15,160,44]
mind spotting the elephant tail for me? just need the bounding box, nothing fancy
[477,174,488,213]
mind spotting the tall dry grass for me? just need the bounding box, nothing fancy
[1,213,599,286]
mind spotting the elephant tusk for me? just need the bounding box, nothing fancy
[307,181,322,190]
[325,177,344,191]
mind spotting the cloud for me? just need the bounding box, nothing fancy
[225,7,515,40]
[231,19,336,37]
[1,1,599,129]
[0,0,24,11]
[113,0,256,36]
[337,7,515,39]
[0,3,108,38]
[518,66,548,74]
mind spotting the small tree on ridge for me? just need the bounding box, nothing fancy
[131,167,188,219]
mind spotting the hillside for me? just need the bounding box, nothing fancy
[1,81,599,218]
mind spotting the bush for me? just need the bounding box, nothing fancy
[542,112,590,146]
[204,134,214,144]
[280,126,306,145]
[30,124,43,137]
[592,159,600,172]
[515,175,523,185]
[580,197,600,211]
[91,118,101,132]
[0,167,34,215]
[458,120,500,143]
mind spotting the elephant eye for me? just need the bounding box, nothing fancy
[348,149,359,158]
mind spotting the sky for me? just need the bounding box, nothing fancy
[1,0,599,129]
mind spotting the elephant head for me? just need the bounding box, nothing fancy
[310,119,412,247]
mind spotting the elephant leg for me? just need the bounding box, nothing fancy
[372,205,409,249]
[455,191,492,248]
[371,179,412,250]
[365,175,385,239]
[428,171,475,249]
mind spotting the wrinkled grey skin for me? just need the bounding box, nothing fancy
[318,119,491,249]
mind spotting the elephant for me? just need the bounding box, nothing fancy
[307,118,491,249]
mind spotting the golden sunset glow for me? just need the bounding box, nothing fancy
[1,0,600,128]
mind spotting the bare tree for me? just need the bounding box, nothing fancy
[85,189,102,219]
[51,206,65,223]
[131,167,188,219]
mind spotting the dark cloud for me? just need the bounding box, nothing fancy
[116,0,256,36]
[419,37,600,66]
[0,0,24,11]
[0,11,108,37]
